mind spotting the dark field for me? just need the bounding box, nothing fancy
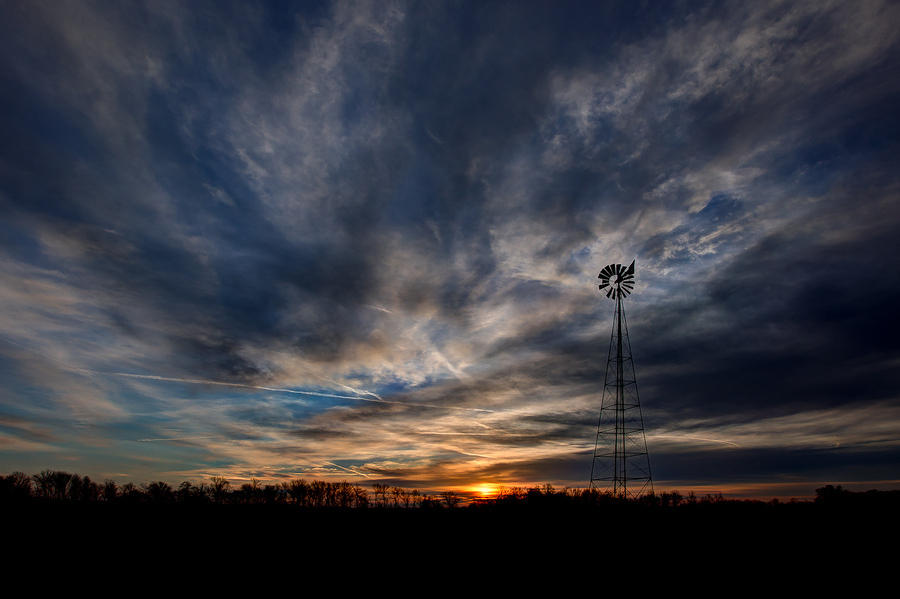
[4,472,896,571]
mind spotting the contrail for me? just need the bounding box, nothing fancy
[652,433,739,447]
[90,370,494,413]
[332,380,383,400]
[322,461,371,478]
[138,435,218,442]
[684,436,740,447]
[415,430,524,437]
[97,371,368,399]
[363,304,393,314]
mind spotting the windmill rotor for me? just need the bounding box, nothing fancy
[598,259,635,299]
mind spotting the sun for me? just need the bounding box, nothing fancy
[472,483,497,497]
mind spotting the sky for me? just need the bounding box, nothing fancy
[1,0,899,498]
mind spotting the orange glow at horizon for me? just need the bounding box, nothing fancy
[471,483,499,497]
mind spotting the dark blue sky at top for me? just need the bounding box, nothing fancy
[0,0,899,495]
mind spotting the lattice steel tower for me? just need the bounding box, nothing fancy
[590,260,653,498]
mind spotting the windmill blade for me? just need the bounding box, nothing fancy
[600,265,614,278]
[606,287,614,298]
[598,282,609,290]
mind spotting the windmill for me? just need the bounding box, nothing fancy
[590,259,653,498]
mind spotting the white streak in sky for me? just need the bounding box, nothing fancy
[652,433,740,448]
[89,371,494,413]
[364,303,393,313]
[138,435,218,442]
[333,380,383,400]
[322,461,371,478]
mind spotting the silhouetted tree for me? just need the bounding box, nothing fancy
[815,484,846,505]
[238,478,264,504]
[0,471,32,502]
[32,470,72,501]
[175,481,209,504]
[310,480,327,507]
[210,476,230,503]
[667,491,683,508]
[353,485,369,508]
[323,481,337,507]
[284,479,309,505]
[372,483,389,507]
[177,481,193,502]
[78,476,101,502]
[145,481,174,503]
[101,480,118,502]
[118,482,143,503]
[68,474,84,501]
[441,490,460,508]
[263,484,284,504]
[420,494,442,509]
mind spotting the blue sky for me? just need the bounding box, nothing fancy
[1,0,899,497]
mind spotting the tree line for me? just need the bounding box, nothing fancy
[3,470,897,510]
[0,470,455,508]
